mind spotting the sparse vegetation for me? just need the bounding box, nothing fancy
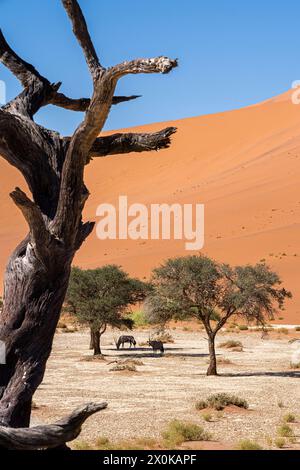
[238,325,248,331]
[162,420,212,447]
[235,439,262,450]
[73,440,93,450]
[74,436,160,451]
[277,328,289,335]
[201,412,213,422]
[290,361,300,369]
[283,413,296,423]
[216,357,232,365]
[195,393,248,411]
[277,424,294,438]
[152,329,174,343]
[274,437,285,449]
[219,340,243,349]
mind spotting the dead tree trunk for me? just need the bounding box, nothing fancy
[0,0,177,448]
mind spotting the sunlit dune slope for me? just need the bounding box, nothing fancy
[1,89,299,323]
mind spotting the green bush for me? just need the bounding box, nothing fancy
[130,310,148,327]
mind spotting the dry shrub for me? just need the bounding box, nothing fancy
[274,437,285,449]
[282,413,296,423]
[219,340,243,349]
[196,393,248,411]
[217,357,232,365]
[162,420,211,447]
[290,361,300,369]
[277,328,289,335]
[109,364,137,372]
[277,424,294,438]
[108,358,143,367]
[153,331,174,343]
[235,439,262,450]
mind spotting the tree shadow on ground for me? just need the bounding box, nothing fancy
[105,347,209,359]
[220,371,300,378]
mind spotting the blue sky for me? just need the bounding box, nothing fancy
[1,0,300,135]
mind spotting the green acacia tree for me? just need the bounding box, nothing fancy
[66,265,149,355]
[145,255,292,375]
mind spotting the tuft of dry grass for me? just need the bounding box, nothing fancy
[195,393,248,411]
[235,439,262,450]
[274,437,285,449]
[282,413,296,423]
[217,357,232,365]
[219,340,243,350]
[109,364,137,372]
[290,361,300,369]
[162,420,212,447]
[277,424,294,438]
[277,328,289,335]
[201,412,213,422]
[152,331,174,343]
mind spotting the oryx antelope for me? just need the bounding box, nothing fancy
[116,335,137,350]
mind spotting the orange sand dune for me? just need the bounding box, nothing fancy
[0,90,300,323]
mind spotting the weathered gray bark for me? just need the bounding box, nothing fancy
[0,402,107,450]
[0,0,177,449]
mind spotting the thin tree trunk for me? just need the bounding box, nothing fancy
[92,330,101,356]
[89,329,94,350]
[207,334,217,376]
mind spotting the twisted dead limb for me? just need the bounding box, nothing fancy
[0,402,107,450]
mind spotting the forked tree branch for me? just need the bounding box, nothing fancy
[61,0,103,79]
[54,54,177,242]
[0,402,107,450]
[9,187,51,259]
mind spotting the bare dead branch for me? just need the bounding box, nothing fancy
[0,402,107,450]
[54,55,177,242]
[61,0,102,79]
[112,95,141,105]
[9,187,50,252]
[109,56,178,79]
[50,93,140,111]
[89,127,177,158]
[0,29,44,87]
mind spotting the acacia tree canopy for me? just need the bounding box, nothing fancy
[145,255,292,375]
[65,265,150,354]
